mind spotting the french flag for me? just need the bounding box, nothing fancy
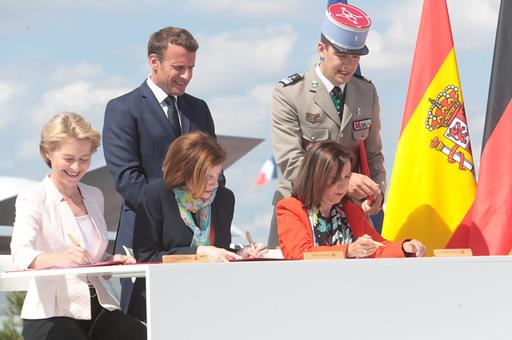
[255,156,278,187]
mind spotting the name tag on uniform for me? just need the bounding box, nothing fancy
[353,118,372,131]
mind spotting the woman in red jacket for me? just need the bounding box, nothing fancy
[276,141,426,260]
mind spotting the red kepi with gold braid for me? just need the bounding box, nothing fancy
[447,0,512,255]
[381,0,476,254]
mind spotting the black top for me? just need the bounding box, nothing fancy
[133,178,235,263]
[128,178,235,321]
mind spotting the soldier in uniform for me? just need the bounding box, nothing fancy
[269,3,385,248]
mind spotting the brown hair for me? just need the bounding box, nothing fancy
[292,141,351,209]
[163,131,226,197]
[39,112,101,168]
[148,27,199,60]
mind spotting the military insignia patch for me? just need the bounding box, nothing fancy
[353,118,372,131]
[278,73,304,87]
[306,112,321,124]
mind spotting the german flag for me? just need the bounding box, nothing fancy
[381,0,476,254]
[447,0,512,255]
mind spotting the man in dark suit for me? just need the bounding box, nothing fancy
[102,27,217,313]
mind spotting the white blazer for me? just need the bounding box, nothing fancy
[10,176,120,320]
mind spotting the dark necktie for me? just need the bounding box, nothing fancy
[330,86,344,120]
[164,96,181,137]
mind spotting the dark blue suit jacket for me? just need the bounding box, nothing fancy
[103,81,216,312]
[103,80,216,253]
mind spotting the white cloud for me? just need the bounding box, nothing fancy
[190,26,297,95]
[361,0,499,71]
[448,0,500,50]
[183,0,297,17]
[34,80,129,124]
[16,137,39,160]
[362,29,411,71]
[0,81,23,129]
[50,63,103,83]
[361,1,421,71]
[0,82,15,105]
[208,84,274,137]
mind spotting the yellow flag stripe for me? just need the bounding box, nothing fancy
[382,49,476,254]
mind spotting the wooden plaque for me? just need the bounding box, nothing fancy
[303,251,345,260]
[433,248,473,257]
[162,254,209,263]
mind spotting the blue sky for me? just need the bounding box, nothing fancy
[0,0,501,241]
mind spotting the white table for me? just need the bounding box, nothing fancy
[1,263,148,279]
[3,256,512,340]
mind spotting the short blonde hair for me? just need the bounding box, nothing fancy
[40,112,101,167]
[163,131,226,197]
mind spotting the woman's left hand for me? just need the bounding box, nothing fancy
[111,254,137,264]
[237,242,268,259]
[403,239,427,257]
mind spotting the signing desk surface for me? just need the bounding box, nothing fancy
[3,256,512,340]
[1,263,149,279]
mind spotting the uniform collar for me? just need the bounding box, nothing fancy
[315,63,346,94]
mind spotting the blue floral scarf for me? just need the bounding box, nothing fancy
[307,203,354,246]
[173,187,217,247]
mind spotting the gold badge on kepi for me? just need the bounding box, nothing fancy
[306,112,321,124]
[353,118,372,131]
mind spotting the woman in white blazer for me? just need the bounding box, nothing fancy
[10,112,146,340]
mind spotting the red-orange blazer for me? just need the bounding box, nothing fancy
[276,197,407,260]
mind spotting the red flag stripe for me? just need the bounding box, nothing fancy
[400,0,454,134]
[448,100,512,254]
[447,0,512,255]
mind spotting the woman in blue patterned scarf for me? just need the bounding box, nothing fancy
[128,131,266,321]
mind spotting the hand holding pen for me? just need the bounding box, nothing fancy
[237,231,268,259]
[347,234,385,258]
[65,233,93,266]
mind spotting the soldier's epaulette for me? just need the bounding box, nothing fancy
[278,73,304,87]
[353,73,372,83]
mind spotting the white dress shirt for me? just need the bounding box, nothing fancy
[315,63,346,94]
[146,76,182,126]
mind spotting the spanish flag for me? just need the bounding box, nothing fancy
[381,0,476,254]
[447,0,512,255]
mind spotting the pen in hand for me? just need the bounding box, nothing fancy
[244,231,269,258]
[67,233,92,264]
[360,234,385,248]
[245,231,256,250]
[67,233,82,248]
[371,240,386,247]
